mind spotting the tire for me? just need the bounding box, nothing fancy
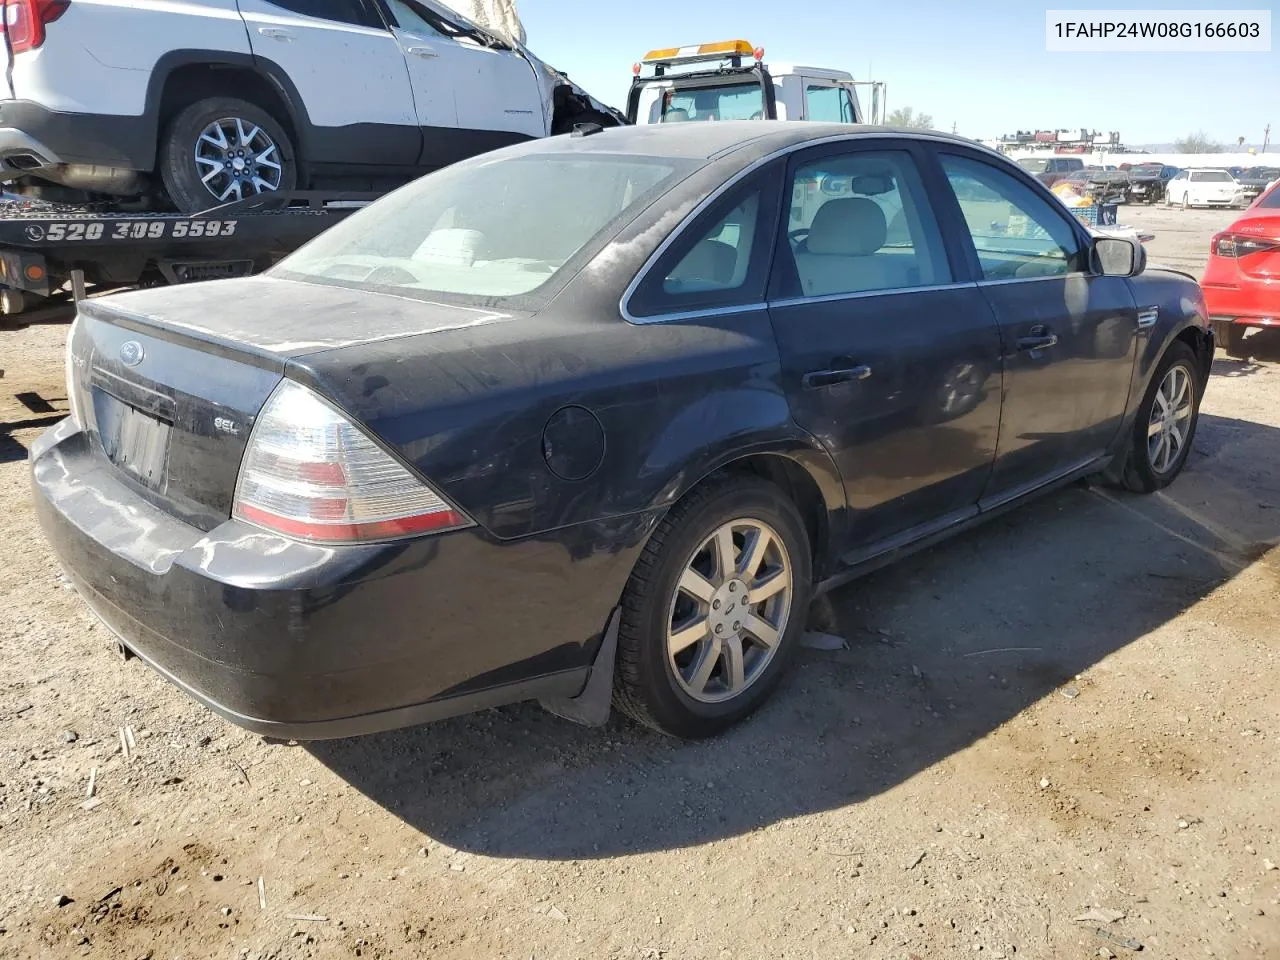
[159,97,297,214]
[1118,341,1203,494]
[613,475,813,738]
[1221,322,1249,360]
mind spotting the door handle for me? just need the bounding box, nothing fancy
[1016,326,1059,353]
[407,45,439,58]
[257,26,294,40]
[801,364,872,390]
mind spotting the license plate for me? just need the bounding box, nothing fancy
[94,391,172,489]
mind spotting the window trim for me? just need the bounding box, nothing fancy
[263,0,387,30]
[925,145,1097,285]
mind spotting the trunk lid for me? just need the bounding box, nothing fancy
[1223,212,1280,282]
[69,276,519,529]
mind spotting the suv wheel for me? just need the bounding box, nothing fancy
[160,97,297,213]
[613,476,812,738]
[1119,341,1203,493]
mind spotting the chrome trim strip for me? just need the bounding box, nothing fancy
[977,271,1091,287]
[1137,307,1159,329]
[768,281,977,310]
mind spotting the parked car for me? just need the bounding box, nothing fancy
[32,122,1213,740]
[1016,155,1084,188]
[1232,166,1280,206]
[1165,169,1250,209]
[1126,162,1179,204]
[0,0,620,212]
[1204,181,1280,358]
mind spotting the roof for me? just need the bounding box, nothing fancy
[512,120,988,162]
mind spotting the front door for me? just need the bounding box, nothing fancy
[767,142,1004,551]
[383,0,546,163]
[933,150,1139,502]
[236,0,421,165]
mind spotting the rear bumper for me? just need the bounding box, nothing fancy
[0,100,153,176]
[31,419,640,739]
[1203,279,1279,327]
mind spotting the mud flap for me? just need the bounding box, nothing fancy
[538,607,618,727]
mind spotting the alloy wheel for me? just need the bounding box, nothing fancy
[194,117,284,203]
[1147,363,1195,474]
[666,518,793,704]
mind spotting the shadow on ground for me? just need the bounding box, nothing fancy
[309,412,1278,860]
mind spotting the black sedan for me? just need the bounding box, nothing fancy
[32,122,1213,740]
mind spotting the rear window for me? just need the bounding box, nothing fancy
[652,83,766,122]
[1258,188,1280,209]
[1193,171,1233,182]
[1016,158,1048,174]
[275,153,691,303]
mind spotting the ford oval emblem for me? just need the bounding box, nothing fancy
[119,340,145,366]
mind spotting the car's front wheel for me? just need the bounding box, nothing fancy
[613,476,812,738]
[1119,341,1203,493]
[159,97,297,214]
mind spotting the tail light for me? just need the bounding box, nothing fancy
[1212,233,1280,258]
[232,380,471,543]
[2,0,70,54]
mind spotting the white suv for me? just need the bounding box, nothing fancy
[0,0,618,211]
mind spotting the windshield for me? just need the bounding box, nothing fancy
[1132,164,1162,176]
[650,82,766,123]
[1016,158,1048,174]
[275,153,690,302]
[1195,171,1234,182]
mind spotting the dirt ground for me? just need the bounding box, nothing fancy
[1,204,1278,960]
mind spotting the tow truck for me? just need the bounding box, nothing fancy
[626,40,881,126]
[0,191,375,326]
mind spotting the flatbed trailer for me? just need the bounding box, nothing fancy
[0,191,376,323]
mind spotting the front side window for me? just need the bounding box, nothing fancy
[940,153,1085,280]
[805,85,855,123]
[385,0,443,36]
[277,153,691,303]
[778,149,951,298]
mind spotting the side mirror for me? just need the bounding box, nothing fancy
[1092,236,1145,277]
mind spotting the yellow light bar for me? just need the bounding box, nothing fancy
[641,40,755,64]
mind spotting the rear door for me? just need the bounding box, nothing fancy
[931,147,1139,503]
[767,140,1004,550]
[236,0,421,165]
[381,0,546,151]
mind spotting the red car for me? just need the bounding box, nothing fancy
[1204,180,1280,358]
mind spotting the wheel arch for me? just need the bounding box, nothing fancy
[653,444,846,583]
[143,51,312,179]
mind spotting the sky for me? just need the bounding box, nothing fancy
[518,0,1278,146]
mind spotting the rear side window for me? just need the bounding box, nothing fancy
[628,170,781,318]
[805,85,856,123]
[776,149,951,298]
[940,153,1085,280]
[263,0,381,27]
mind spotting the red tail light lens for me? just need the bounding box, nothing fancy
[2,0,69,54]
[1213,233,1280,258]
[232,380,471,543]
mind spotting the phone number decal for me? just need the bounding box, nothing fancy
[23,220,239,243]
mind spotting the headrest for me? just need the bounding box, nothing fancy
[806,198,888,256]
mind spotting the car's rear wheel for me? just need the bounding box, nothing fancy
[1221,322,1249,359]
[1119,341,1202,493]
[160,97,297,214]
[613,476,812,738]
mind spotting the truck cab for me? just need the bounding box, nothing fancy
[626,40,864,126]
